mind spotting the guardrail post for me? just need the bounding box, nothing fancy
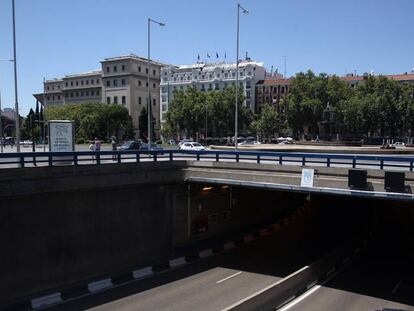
[327,158,331,167]
[352,158,356,168]
[74,154,78,166]
[302,157,306,166]
[196,153,200,161]
[117,153,121,164]
[48,154,52,167]
[20,155,25,168]
[380,160,384,170]
[236,154,239,163]
[96,153,100,165]
[169,152,173,161]
[153,153,157,162]
[257,155,260,164]
[410,161,413,172]
[136,153,140,162]
[216,154,219,162]
[279,156,282,165]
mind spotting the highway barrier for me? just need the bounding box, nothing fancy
[0,149,413,171]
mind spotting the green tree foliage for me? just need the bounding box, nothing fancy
[163,86,252,139]
[251,105,280,140]
[45,103,133,141]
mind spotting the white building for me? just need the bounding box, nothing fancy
[160,59,266,128]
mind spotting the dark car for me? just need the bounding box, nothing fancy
[118,141,141,151]
[139,143,164,152]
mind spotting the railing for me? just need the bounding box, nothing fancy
[0,150,413,171]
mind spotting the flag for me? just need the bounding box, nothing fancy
[216,52,219,58]
[224,52,226,59]
[197,54,200,61]
[207,53,210,58]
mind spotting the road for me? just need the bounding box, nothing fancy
[281,210,414,311]
[47,205,363,311]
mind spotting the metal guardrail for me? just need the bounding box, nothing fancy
[0,150,413,171]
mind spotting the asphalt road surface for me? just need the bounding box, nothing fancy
[47,205,370,311]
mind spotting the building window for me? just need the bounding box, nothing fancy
[91,90,94,96]
[246,90,251,98]
[76,81,79,86]
[91,79,94,85]
[58,95,61,100]
[107,97,110,104]
[215,83,219,90]
[114,66,117,72]
[65,82,68,87]
[162,95,167,102]
[106,66,110,73]
[145,68,148,74]
[47,86,49,90]
[96,79,100,84]
[86,80,89,85]
[106,80,110,87]
[81,91,84,96]
[121,79,126,85]
[122,96,126,104]
[153,98,156,106]
[138,66,141,72]
[113,80,118,87]
[153,69,156,75]
[52,95,55,100]
[122,65,125,71]
[71,81,73,86]
[161,86,167,93]
[113,96,118,104]
[138,80,142,86]
[96,90,100,96]
[47,95,50,100]
[146,82,148,87]
[86,91,89,96]
[70,93,74,98]
[81,80,84,85]
[246,81,251,88]
[76,92,79,97]
[153,83,156,89]
[65,93,68,98]
[139,97,142,105]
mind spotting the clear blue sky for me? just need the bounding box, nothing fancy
[0,0,413,115]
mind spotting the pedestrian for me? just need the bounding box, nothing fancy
[94,137,101,152]
[111,137,117,160]
[89,141,95,162]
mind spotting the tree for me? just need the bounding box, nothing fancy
[251,105,280,140]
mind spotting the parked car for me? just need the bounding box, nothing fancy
[392,142,406,148]
[178,139,192,148]
[118,140,141,151]
[20,140,33,146]
[237,140,261,146]
[179,142,205,151]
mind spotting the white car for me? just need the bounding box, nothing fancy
[393,142,405,148]
[179,142,205,151]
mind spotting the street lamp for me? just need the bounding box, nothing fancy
[147,18,165,146]
[11,0,20,153]
[235,3,249,150]
[0,58,14,153]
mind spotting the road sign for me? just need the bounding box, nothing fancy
[301,168,315,187]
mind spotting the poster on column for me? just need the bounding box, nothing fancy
[48,120,75,165]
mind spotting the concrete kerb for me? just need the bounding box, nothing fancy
[23,208,305,311]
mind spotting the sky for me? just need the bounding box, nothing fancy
[0,0,413,115]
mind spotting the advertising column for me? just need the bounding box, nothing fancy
[48,120,75,165]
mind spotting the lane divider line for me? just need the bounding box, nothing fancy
[216,271,243,284]
[87,278,113,293]
[169,257,187,268]
[31,292,62,310]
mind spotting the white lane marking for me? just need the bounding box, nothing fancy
[220,266,309,311]
[278,285,321,311]
[216,271,243,284]
[392,280,402,294]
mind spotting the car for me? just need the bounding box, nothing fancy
[20,140,33,146]
[179,142,205,151]
[168,140,176,145]
[393,142,406,148]
[118,141,141,151]
[139,143,164,152]
[237,140,261,146]
[178,139,192,148]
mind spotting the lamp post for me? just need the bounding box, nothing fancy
[147,18,165,147]
[12,0,20,152]
[0,58,14,153]
[235,3,249,150]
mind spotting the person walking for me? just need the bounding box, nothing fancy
[94,137,101,152]
[89,141,95,162]
[111,137,117,160]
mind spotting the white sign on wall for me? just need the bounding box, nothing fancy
[48,120,74,152]
[301,168,315,187]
